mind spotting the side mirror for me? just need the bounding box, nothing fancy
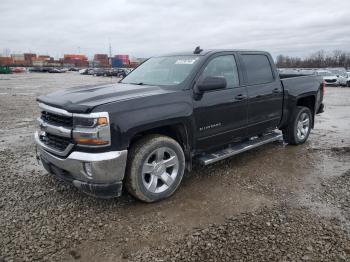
[196,76,227,93]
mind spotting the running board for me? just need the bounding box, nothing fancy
[196,131,283,165]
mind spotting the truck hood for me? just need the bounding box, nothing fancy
[37,82,176,113]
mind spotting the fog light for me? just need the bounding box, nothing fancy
[83,162,93,179]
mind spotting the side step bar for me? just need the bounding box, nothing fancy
[196,131,283,165]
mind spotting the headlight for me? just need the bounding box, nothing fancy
[72,112,111,147]
[73,116,108,128]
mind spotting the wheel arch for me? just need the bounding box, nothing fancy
[128,121,193,171]
[296,95,316,128]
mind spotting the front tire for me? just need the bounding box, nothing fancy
[125,135,185,202]
[282,106,312,145]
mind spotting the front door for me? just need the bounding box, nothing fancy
[193,54,248,151]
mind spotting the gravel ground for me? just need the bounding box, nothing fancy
[132,205,350,261]
[0,73,350,261]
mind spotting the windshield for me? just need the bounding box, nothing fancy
[121,56,201,86]
[317,71,333,76]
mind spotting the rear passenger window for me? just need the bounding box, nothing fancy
[241,54,274,85]
[201,55,239,88]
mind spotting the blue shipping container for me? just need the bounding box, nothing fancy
[111,58,123,68]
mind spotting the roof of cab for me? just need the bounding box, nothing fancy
[161,49,267,57]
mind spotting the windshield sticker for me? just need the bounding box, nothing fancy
[175,58,198,65]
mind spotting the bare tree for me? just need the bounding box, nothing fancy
[276,50,350,69]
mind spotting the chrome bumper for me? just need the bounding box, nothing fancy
[35,131,128,198]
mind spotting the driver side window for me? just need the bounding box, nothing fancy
[201,55,239,88]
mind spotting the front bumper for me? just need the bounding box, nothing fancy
[35,132,128,198]
[324,81,339,86]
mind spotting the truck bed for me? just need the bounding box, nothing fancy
[279,74,323,95]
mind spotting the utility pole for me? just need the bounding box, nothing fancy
[108,39,112,67]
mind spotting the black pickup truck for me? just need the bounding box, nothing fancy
[35,48,325,202]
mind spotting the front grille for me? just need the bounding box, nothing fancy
[40,133,73,151]
[41,111,73,128]
[325,79,336,83]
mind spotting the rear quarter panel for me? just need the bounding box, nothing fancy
[279,75,323,128]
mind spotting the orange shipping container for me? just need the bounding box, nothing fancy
[0,57,13,66]
[64,54,88,60]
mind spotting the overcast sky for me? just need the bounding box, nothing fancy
[1,0,350,59]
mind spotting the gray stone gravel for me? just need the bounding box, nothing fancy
[131,205,350,262]
[0,146,129,261]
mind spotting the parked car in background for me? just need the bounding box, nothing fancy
[48,68,67,73]
[124,68,133,74]
[346,72,350,87]
[103,69,119,77]
[278,68,316,77]
[79,68,96,75]
[93,68,128,78]
[29,67,51,73]
[327,68,348,86]
[79,68,88,75]
[11,67,26,73]
[93,68,108,76]
[87,69,95,75]
[114,68,127,78]
[315,70,339,86]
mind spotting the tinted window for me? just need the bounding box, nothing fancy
[201,55,239,88]
[242,54,274,85]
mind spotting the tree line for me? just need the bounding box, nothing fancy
[276,50,350,69]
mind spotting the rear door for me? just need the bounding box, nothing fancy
[193,54,248,151]
[239,53,283,136]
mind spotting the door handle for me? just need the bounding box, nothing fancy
[235,94,247,100]
[272,88,281,94]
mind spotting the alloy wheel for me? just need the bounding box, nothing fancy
[296,112,310,141]
[141,147,179,194]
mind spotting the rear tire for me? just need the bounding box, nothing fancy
[125,135,185,202]
[282,106,312,145]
